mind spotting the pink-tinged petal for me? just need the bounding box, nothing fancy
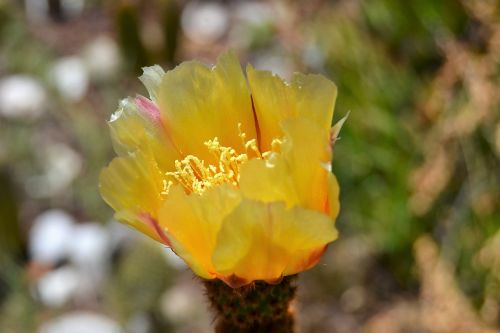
[135,95,183,158]
[99,147,167,243]
[139,213,171,247]
[108,98,181,172]
[135,95,162,128]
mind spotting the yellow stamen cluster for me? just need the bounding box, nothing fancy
[165,125,282,195]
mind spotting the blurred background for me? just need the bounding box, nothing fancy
[0,0,499,332]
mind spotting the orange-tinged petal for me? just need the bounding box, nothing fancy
[247,65,337,151]
[212,200,337,284]
[157,51,257,162]
[99,148,166,243]
[159,184,241,279]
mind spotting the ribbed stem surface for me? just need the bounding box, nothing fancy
[203,276,297,333]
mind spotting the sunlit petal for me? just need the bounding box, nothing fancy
[213,199,337,283]
[139,65,165,103]
[158,51,257,162]
[99,148,167,243]
[247,65,337,151]
[108,97,180,172]
[240,118,333,213]
[100,51,342,285]
[159,184,241,278]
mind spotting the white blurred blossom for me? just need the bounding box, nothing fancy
[37,267,81,308]
[44,143,82,193]
[83,36,122,81]
[29,209,76,265]
[69,223,110,269]
[50,57,89,101]
[38,311,122,333]
[68,223,111,296]
[30,211,118,306]
[0,75,47,119]
[161,283,206,324]
[182,2,229,45]
[27,143,82,198]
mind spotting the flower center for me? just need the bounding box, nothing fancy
[164,125,281,195]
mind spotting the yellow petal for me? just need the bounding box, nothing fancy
[240,118,333,213]
[109,98,180,172]
[158,51,257,162]
[247,65,337,151]
[108,98,148,157]
[212,200,337,284]
[139,65,165,103]
[159,184,241,279]
[239,157,300,208]
[326,173,340,219]
[280,118,332,212]
[99,148,166,243]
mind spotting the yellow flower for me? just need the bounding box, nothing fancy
[99,51,342,287]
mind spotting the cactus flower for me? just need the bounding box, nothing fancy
[99,51,341,288]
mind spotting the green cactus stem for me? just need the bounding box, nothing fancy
[203,275,298,333]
